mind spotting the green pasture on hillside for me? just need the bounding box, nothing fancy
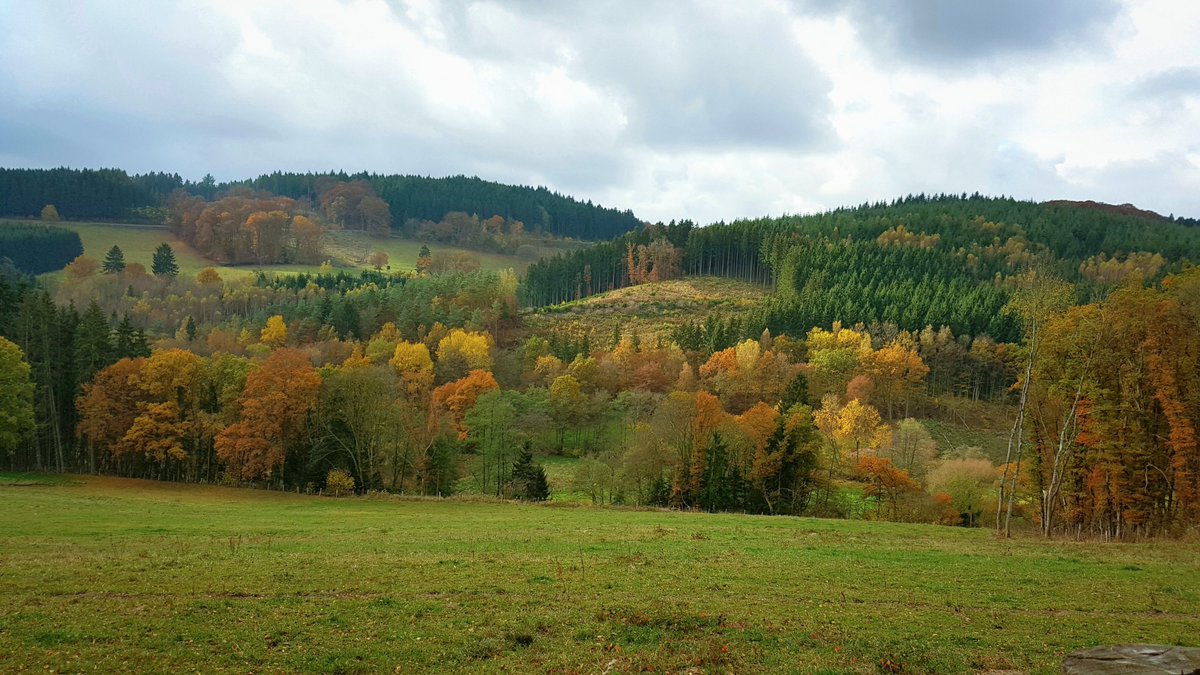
[39,220,538,281]
[1,475,1197,673]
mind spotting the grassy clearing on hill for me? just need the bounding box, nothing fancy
[524,277,771,343]
[46,221,317,281]
[322,231,536,273]
[1,476,1196,674]
[43,221,537,281]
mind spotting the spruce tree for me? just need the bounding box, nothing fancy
[102,245,126,273]
[113,314,137,358]
[185,315,197,342]
[74,301,112,386]
[151,243,178,278]
[508,445,550,501]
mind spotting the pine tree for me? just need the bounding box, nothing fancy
[74,301,112,388]
[781,372,810,411]
[185,315,197,342]
[113,314,137,358]
[507,445,550,501]
[151,243,178,278]
[102,245,126,273]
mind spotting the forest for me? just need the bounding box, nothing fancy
[1,192,1199,540]
[0,167,641,241]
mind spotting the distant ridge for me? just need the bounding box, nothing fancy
[1044,199,1167,223]
[0,167,644,242]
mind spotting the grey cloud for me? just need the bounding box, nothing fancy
[1130,67,1200,100]
[402,1,835,151]
[801,0,1122,67]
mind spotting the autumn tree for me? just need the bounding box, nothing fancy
[76,358,147,472]
[997,272,1073,535]
[857,456,921,520]
[216,349,321,482]
[390,340,434,400]
[244,210,291,265]
[319,180,391,236]
[0,337,36,460]
[431,369,499,441]
[367,251,389,270]
[317,358,399,491]
[416,244,432,275]
[40,204,61,221]
[291,215,323,263]
[869,343,929,418]
[435,329,492,383]
[260,315,288,349]
[64,255,99,280]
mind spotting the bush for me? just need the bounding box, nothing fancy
[325,469,356,496]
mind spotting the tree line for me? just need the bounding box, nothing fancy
[0,222,83,274]
[0,167,642,241]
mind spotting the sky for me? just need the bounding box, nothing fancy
[1,0,1198,224]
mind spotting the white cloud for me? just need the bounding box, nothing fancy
[0,0,1197,224]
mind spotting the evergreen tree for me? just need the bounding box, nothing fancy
[112,314,138,358]
[102,245,126,273]
[185,315,197,342]
[151,243,178,278]
[781,372,810,411]
[335,301,360,340]
[74,301,112,388]
[507,444,550,501]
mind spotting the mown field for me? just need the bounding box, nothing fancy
[1,476,1197,673]
[38,220,535,281]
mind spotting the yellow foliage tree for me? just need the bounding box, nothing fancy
[260,315,288,349]
[390,341,434,399]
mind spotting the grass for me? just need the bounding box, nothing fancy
[1,476,1197,673]
[524,276,770,343]
[38,220,539,282]
[323,231,577,274]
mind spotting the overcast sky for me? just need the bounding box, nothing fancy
[2,0,1198,223]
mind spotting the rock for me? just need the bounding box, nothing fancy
[1062,644,1200,674]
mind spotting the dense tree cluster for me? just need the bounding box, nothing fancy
[1023,270,1200,537]
[0,168,183,220]
[0,222,84,274]
[231,172,642,241]
[167,190,322,265]
[0,168,642,241]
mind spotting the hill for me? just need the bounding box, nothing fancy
[523,276,769,345]
[0,167,643,241]
[2,475,1196,673]
[40,220,538,280]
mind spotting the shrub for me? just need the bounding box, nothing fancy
[325,469,356,496]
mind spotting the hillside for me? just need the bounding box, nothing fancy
[2,476,1197,673]
[0,167,643,241]
[40,220,536,280]
[523,276,769,344]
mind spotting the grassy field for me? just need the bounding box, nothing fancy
[40,220,535,281]
[1,476,1197,673]
[322,231,534,274]
[524,277,771,343]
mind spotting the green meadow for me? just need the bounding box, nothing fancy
[42,220,540,282]
[1,475,1196,673]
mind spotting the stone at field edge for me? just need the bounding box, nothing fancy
[1062,644,1200,674]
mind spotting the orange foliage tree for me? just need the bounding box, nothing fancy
[216,349,320,481]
